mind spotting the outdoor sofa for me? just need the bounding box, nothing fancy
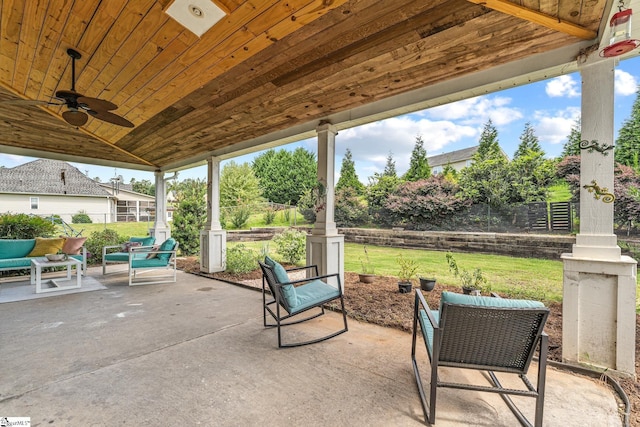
[0,236,88,275]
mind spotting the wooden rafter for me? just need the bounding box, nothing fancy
[466,0,597,40]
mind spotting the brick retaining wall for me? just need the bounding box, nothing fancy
[228,227,576,260]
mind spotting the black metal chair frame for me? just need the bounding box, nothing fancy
[411,289,549,427]
[258,261,348,348]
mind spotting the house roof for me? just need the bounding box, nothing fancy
[428,146,479,168]
[0,159,110,196]
[0,0,631,173]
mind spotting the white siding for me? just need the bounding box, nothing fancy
[0,193,113,223]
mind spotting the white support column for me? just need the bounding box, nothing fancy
[200,156,226,273]
[306,122,344,287]
[561,59,637,377]
[149,171,171,244]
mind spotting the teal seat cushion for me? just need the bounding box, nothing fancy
[440,291,545,311]
[105,252,148,262]
[132,258,172,268]
[264,256,296,308]
[156,238,176,262]
[129,236,155,247]
[0,258,33,269]
[290,279,340,314]
[418,309,440,356]
[68,254,84,262]
[0,239,36,260]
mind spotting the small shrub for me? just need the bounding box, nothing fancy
[85,229,125,264]
[72,211,92,224]
[230,205,251,229]
[0,213,56,238]
[272,228,306,264]
[226,244,258,274]
[263,206,276,225]
[282,206,291,223]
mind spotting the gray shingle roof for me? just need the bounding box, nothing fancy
[0,159,110,196]
[427,145,479,167]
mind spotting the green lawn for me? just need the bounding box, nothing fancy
[547,182,572,202]
[60,222,154,238]
[231,241,565,303]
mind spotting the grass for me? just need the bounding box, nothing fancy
[231,241,565,303]
[225,207,310,230]
[59,222,154,238]
[547,182,572,202]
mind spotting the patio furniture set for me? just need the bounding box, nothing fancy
[259,256,550,427]
[0,235,179,293]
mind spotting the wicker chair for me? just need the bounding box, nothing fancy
[258,257,348,348]
[412,290,550,427]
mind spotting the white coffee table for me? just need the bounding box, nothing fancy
[30,257,82,293]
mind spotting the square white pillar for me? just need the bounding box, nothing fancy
[306,234,344,289]
[149,170,171,244]
[200,156,226,273]
[561,254,637,376]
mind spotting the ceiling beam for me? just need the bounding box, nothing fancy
[466,0,597,40]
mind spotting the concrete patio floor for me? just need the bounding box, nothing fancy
[0,267,623,426]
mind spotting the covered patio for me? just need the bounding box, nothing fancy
[0,267,623,426]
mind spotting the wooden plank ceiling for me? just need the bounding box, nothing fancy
[0,0,607,170]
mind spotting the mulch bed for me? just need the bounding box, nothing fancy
[176,257,639,426]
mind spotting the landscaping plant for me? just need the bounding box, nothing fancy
[272,228,306,264]
[85,229,125,264]
[225,244,258,274]
[0,213,56,239]
[445,252,489,293]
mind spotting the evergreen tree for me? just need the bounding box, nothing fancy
[171,179,207,255]
[336,148,365,195]
[615,88,640,169]
[252,148,317,204]
[220,161,262,207]
[475,119,502,161]
[403,135,431,181]
[383,152,397,177]
[514,122,543,158]
[561,118,582,157]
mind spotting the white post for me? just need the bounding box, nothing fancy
[149,171,171,244]
[561,59,637,377]
[200,156,226,273]
[306,122,344,287]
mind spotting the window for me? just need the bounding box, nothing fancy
[30,197,39,209]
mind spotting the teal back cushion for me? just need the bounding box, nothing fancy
[440,291,544,311]
[264,256,296,308]
[0,239,36,259]
[157,238,176,262]
[130,236,155,247]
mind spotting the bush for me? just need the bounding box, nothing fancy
[85,229,125,264]
[172,179,207,256]
[0,213,56,238]
[72,211,92,224]
[263,206,276,225]
[229,205,251,229]
[272,228,306,264]
[225,244,258,274]
[335,187,369,227]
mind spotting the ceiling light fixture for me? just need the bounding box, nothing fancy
[165,0,227,37]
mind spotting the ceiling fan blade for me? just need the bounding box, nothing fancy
[62,110,88,126]
[87,109,134,128]
[78,96,118,111]
[0,99,63,106]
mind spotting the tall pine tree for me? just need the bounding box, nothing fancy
[561,118,582,157]
[615,88,640,170]
[474,119,502,161]
[336,148,365,195]
[403,135,431,181]
[514,122,543,158]
[383,152,397,177]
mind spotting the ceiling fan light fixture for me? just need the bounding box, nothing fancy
[165,0,227,37]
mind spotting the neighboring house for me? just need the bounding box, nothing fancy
[0,159,159,224]
[428,146,479,174]
[99,182,156,222]
[0,159,113,223]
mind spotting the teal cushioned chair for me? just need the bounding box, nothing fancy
[102,236,156,275]
[128,239,179,286]
[411,290,550,427]
[258,257,348,348]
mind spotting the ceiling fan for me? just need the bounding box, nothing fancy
[9,48,134,128]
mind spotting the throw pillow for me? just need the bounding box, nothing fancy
[27,237,65,257]
[121,241,142,252]
[146,245,160,259]
[60,236,87,255]
[157,238,177,262]
[130,236,155,247]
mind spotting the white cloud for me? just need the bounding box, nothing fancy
[545,75,580,98]
[615,69,638,96]
[427,95,522,126]
[533,107,581,145]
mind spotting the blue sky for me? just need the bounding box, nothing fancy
[1,56,639,185]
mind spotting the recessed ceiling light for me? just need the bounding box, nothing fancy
[165,0,226,37]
